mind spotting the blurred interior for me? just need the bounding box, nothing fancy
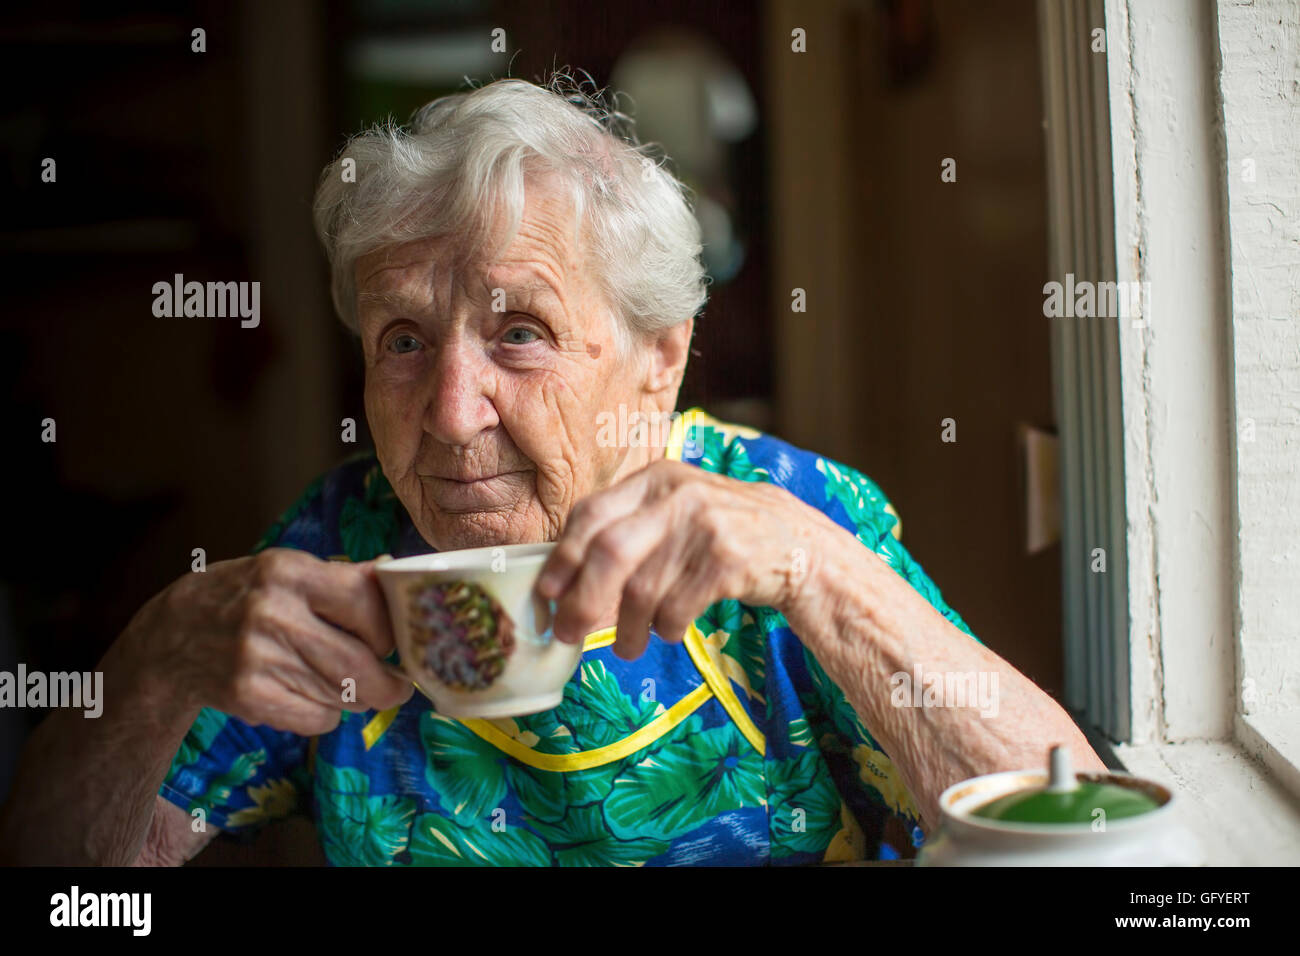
[0,0,1061,834]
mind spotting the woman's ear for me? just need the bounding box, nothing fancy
[643,318,695,397]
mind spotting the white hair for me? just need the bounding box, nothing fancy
[312,73,708,351]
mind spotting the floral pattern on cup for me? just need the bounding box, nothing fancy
[407,578,516,691]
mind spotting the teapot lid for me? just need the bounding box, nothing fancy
[970,746,1160,824]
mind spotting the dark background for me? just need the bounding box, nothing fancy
[0,0,1063,815]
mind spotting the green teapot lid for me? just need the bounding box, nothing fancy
[970,746,1160,824]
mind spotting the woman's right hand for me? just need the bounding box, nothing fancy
[131,547,414,735]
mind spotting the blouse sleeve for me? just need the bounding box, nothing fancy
[156,474,333,833]
[797,455,984,856]
[158,707,312,834]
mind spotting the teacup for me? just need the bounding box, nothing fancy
[375,543,581,718]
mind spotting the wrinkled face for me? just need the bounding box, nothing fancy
[355,180,678,550]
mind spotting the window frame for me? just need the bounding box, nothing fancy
[1039,0,1299,841]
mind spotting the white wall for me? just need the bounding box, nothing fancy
[1217,0,1300,721]
[1103,0,1298,754]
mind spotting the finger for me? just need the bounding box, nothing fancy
[217,600,353,715]
[282,704,344,737]
[272,553,398,658]
[537,468,660,600]
[285,605,414,711]
[244,624,379,716]
[217,650,347,734]
[614,570,658,662]
[614,523,692,660]
[267,655,367,714]
[650,549,722,650]
[234,685,344,737]
[552,504,667,644]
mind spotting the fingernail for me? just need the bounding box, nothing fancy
[537,599,558,644]
[536,571,560,598]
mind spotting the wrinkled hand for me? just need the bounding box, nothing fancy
[133,548,413,735]
[536,459,846,660]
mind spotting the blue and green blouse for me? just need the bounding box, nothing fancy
[159,408,979,866]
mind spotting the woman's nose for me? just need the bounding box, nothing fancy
[422,343,499,446]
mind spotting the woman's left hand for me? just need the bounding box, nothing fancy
[536,459,850,659]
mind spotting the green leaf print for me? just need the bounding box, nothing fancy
[541,660,669,807]
[767,748,844,858]
[524,803,670,867]
[878,537,941,605]
[787,715,815,749]
[690,425,726,473]
[562,765,623,808]
[555,660,664,752]
[803,648,877,749]
[409,812,552,867]
[421,711,508,821]
[491,710,581,824]
[564,714,711,808]
[169,707,229,774]
[421,711,571,825]
[193,749,267,812]
[692,427,770,483]
[696,599,767,704]
[603,720,765,842]
[816,457,896,545]
[336,462,401,561]
[697,600,745,637]
[316,760,416,866]
[722,443,770,483]
[339,494,396,562]
[502,762,569,826]
[752,604,789,634]
[511,708,581,757]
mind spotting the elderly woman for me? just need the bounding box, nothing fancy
[0,77,1103,866]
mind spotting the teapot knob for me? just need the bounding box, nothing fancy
[1046,745,1077,793]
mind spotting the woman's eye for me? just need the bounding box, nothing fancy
[502,326,539,345]
[389,334,421,354]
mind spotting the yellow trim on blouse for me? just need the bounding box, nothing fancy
[362,620,767,764]
[361,706,399,750]
[581,627,617,650]
[664,407,692,463]
[363,628,615,750]
[682,623,767,757]
[360,408,770,762]
[456,622,766,770]
[459,683,713,771]
[885,502,903,541]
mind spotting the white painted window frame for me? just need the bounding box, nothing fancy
[1039,0,1300,864]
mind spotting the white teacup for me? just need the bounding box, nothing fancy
[375,543,581,718]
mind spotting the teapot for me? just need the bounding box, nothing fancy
[916,746,1203,866]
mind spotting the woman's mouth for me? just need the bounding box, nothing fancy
[418,471,531,512]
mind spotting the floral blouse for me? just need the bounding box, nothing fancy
[159,408,979,865]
